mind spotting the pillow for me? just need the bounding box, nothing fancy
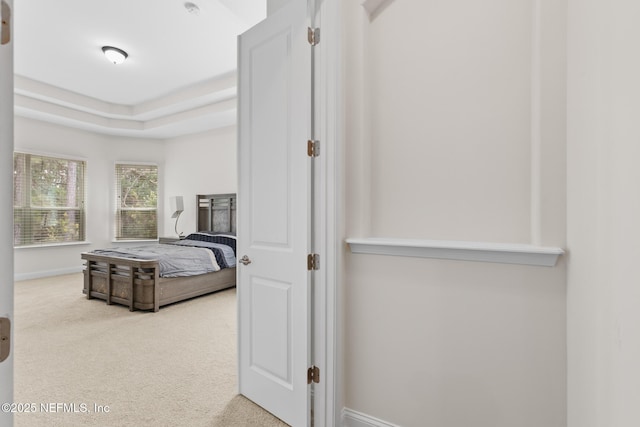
[183,232,237,255]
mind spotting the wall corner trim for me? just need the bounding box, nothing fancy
[346,237,564,267]
[342,408,401,427]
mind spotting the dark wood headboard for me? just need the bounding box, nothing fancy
[196,193,236,233]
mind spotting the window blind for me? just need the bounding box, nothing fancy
[13,152,86,246]
[114,163,158,240]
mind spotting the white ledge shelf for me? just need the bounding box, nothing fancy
[346,238,564,267]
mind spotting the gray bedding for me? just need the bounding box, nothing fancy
[90,244,220,278]
[170,239,236,268]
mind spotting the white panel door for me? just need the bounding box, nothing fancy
[0,1,14,426]
[237,1,311,426]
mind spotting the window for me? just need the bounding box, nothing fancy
[13,152,86,246]
[114,163,158,240]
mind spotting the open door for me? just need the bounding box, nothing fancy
[0,1,14,426]
[237,1,312,426]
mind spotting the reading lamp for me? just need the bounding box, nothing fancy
[170,196,184,237]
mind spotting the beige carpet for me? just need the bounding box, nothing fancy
[13,273,289,427]
[212,395,289,427]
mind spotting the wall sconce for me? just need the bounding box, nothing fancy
[170,196,184,237]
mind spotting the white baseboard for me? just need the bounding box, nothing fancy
[342,408,401,427]
[15,266,83,282]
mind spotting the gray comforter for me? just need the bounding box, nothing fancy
[90,244,220,278]
[170,239,236,268]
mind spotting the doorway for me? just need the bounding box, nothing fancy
[11,0,263,425]
[8,0,342,425]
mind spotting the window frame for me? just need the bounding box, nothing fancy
[113,161,159,241]
[13,151,87,248]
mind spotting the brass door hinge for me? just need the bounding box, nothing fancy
[307,27,320,46]
[307,365,320,384]
[307,253,320,271]
[307,140,319,157]
[2,1,12,45]
[0,317,10,363]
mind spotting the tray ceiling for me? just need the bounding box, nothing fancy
[13,0,266,138]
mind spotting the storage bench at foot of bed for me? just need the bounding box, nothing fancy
[82,252,236,312]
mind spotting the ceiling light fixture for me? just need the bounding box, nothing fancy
[101,46,128,65]
[184,2,200,15]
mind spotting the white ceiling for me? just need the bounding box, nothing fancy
[13,0,266,139]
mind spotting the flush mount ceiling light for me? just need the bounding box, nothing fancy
[101,46,128,65]
[184,2,200,15]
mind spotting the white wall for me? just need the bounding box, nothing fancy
[162,126,237,237]
[342,1,567,426]
[367,1,531,242]
[14,119,239,279]
[13,117,166,280]
[567,0,640,425]
[267,0,291,16]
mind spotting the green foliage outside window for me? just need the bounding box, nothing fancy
[13,153,85,246]
[115,164,158,240]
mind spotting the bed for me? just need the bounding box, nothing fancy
[81,193,237,312]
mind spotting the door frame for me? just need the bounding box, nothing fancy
[0,1,14,426]
[310,0,342,425]
[1,1,344,425]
